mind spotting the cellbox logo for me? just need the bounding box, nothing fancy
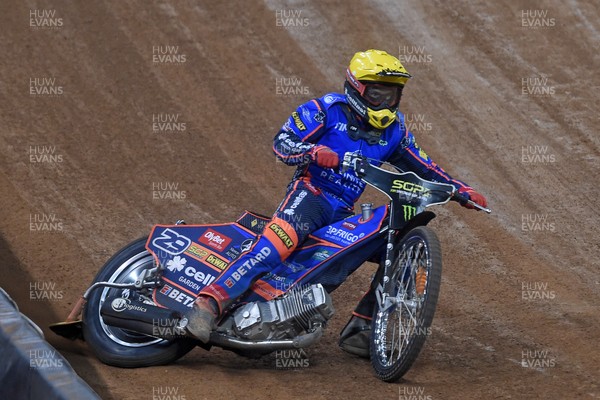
[152,113,187,133]
[152,386,186,400]
[398,45,433,64]
[521,349,556,369]
[521,145,556,163]
[275,349,309,369]
[152,45,187,64]
[29,145,63,163]
[275,77,310,96]
[29,77,64,96]
[275,9,310,27]
[29,9,63,29]
[152,182,187,201]
[404,113,432,132]
[521,10,555,28]
[30,350,64,369]
[521,282,556,300]
[521,214,556,232]
[399,386,433,400]
[30,281,64,301]
[30,213,64,232]
[521,75,555,96]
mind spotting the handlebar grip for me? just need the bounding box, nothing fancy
[453,192,470,206]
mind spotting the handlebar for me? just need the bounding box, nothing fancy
[342,151,492,214]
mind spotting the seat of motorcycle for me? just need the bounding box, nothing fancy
[235,210,271,235]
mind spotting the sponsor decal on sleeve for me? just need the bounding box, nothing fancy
[291,111,307,131]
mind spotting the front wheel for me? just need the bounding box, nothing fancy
[82,237,196,367]
[370,226,442,382]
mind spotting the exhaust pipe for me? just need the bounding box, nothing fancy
[100,296,186,340]
[209,325,323,351]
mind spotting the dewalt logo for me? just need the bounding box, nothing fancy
[291,112,306,131]
[269,223,294,249]
[205,254,228,270]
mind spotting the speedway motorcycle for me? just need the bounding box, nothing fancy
[50,152,490,382]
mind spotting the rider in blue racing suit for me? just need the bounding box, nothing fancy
[186,50,488,357]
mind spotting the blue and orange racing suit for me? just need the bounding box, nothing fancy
[200,93,472,315]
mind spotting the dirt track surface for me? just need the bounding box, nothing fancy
[1,1,599,399]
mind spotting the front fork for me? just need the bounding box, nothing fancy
[375,228,397,313]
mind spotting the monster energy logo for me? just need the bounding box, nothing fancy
[403,205,417,220]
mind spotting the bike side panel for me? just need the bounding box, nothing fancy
[243,205,389,302]
[146,223,256,312]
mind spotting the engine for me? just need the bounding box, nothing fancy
[231,284,334,341]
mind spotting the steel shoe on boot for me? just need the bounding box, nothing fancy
[338,315,371,359]
[185,296,218,343]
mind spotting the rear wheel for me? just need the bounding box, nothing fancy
[82,237,195,367]
[370,226,442,382]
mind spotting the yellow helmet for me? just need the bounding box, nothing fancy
[345,49,411,129]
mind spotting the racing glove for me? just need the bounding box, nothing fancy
[458,187,488,210]
[310,145,339,168]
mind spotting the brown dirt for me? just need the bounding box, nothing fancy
[1,1,599,399]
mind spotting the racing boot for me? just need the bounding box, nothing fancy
[185,295,219,343]
[338,315,371,359]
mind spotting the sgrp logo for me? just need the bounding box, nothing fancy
[199,229,232,251]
